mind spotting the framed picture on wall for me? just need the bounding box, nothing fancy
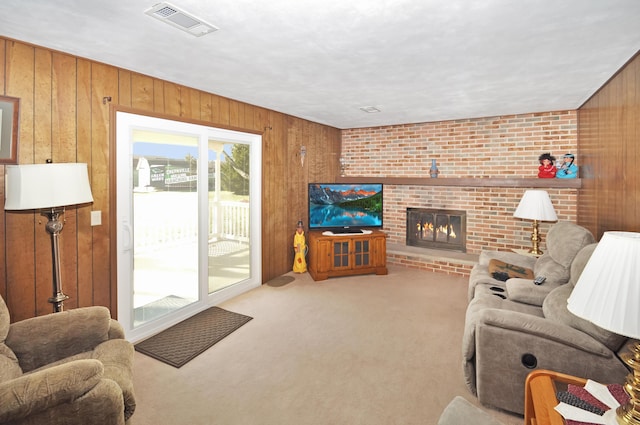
[0,95,19,164]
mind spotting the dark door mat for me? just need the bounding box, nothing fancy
[266,275,296,287]
[135,306,253,368]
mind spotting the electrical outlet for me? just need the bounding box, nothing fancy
[91,210,102,226]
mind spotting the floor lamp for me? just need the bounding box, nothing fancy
[567,231,640,425]
[4,163,94,312]
[513,190,558,255]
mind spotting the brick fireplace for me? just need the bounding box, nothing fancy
[340,110,579,276]
[406,208,466,252]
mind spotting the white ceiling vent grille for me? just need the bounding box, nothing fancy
[145,2,218,37]
[359,106,381,113]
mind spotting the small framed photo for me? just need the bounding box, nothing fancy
[0,95,19,164]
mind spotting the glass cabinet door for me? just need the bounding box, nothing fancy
[353,240,370,267]
[333,241,350,268]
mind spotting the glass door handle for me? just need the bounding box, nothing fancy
[122,219,133,252]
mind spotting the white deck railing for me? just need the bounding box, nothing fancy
[135,201,250,251]
[209,201,250,242]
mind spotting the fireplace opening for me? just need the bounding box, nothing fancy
[406,208,466,252]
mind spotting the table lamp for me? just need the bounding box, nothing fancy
[567,231,640,425]
[4,163,94,312]
[513,189,558,255]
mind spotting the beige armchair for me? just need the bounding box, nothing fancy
[0,295,135,425]
[437,396,504,425]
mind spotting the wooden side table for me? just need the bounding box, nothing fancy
[524,370,587,425]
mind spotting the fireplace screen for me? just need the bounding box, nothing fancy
[406,208,466,252]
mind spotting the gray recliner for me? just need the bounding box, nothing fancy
[462,240,630,414]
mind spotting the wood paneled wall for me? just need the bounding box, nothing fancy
[578,51,640,238]
[0,37,340,321]
[5,33,633,322]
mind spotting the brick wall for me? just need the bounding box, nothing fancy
[341,110,579,275]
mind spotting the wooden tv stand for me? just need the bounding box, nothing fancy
[307,230,388,281]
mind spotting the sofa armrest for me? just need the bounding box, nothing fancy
[438,396,505,425]
[93,339,136,420]
[478,308,613,357]
[462,296,543,363]
[7,307,114,372]
[0,359,103,423]
[108,318,126,339]
[505,279,561,306]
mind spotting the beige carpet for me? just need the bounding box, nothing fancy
[132,266,523,425]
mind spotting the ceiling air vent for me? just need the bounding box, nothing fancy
[144,2,218,37]
[359,106,381,113]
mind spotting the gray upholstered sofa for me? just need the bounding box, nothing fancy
[463,223,630,415]
[0,295,135,425]
[468,221,596,304]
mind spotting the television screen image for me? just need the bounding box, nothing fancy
[308,183,383,232]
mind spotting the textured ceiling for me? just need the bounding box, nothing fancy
[1,0,639,129]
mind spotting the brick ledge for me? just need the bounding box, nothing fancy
[387,243,478,264]
[386,243,478,277]
[337,176,581,188]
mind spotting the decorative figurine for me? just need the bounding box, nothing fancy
[537,153,557,178]
[293,219,307,273]
[430,159,439,178]
[556,153,578,179]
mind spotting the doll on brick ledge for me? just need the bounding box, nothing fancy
[556,153,578,179]
[538,152,557,178]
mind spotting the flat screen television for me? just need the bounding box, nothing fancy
[308,183,383,233]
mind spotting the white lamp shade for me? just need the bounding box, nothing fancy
[4,163,94,210]
[567,231,640,339]
[513,190,558,221]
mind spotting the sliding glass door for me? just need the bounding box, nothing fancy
[116,111,261,342]
[131,135,200,328]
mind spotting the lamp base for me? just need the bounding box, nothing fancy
[617,341,640,425]
[528,247,544,255]
[528,219,544,255]
[43,208,69,313]
[617,404,640,425]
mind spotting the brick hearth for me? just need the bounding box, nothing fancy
[387,243,478,276]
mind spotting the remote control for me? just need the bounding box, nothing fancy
[533,276,546,285]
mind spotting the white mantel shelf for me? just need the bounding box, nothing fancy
[336,176,581,188]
